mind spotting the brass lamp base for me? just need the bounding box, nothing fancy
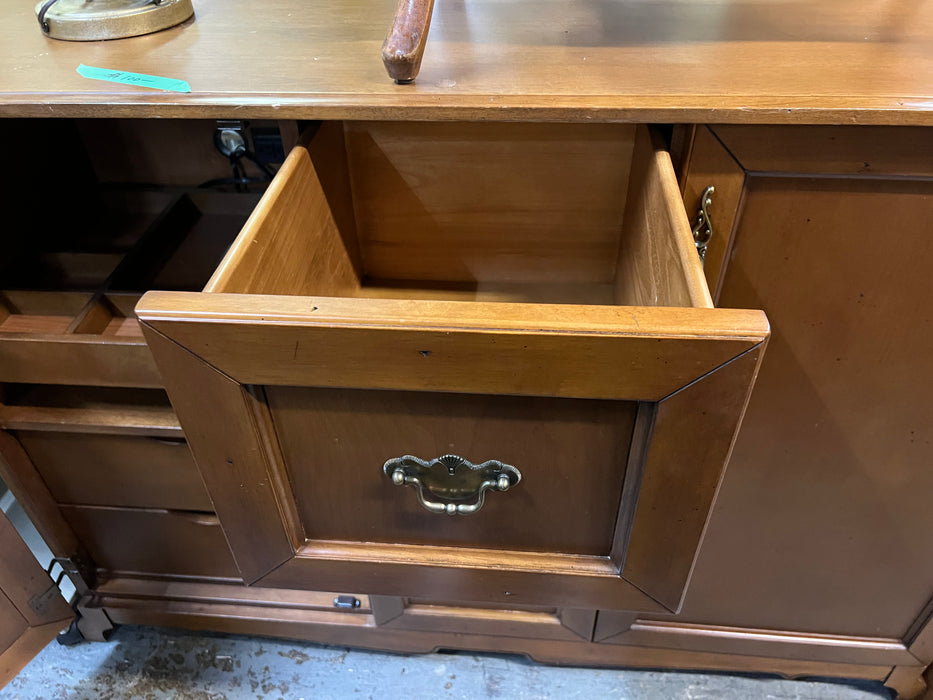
[37,0,194,41]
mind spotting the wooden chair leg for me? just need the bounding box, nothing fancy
[382,0,436,83]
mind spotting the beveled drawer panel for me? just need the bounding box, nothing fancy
[268,387,635,555]
[137,121,769,612]
[18,431,211,512]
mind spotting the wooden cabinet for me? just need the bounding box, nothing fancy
[3,0,933,693]
[1,117,931,698]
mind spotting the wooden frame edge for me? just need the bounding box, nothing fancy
[139,324,295,584]
[622,342,768,610]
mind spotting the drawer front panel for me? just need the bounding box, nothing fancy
[60,505,238,579]
[268,386,636,555]
[18,431,211,511]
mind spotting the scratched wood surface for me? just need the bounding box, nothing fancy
[0,0,931,122]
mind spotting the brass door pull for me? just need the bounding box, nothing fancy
[384,454,521,515]
[692,185,715,263]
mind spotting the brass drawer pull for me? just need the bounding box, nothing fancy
[384,454,521,515]
[692,185,715,263]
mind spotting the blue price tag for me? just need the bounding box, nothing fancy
[77,64,191,93]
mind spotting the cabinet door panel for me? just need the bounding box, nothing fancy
[665,171,933,637]
[0,509,73,689]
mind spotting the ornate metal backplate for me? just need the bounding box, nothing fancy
[383,454,522,515]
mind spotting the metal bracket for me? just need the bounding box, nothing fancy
[691,185,716,263]
[50,552,96,596]
[28,583,62,617]
[333,595,362,610]
[31,551,93,615]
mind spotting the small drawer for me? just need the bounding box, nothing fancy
[0,290,160,388]
[138,121,769,613]
[17,431,211,512]
[0,189,259,389]
[59,505,239,580]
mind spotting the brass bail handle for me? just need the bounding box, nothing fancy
[384,454,522,515]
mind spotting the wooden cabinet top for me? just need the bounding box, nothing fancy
[1,0,932,123]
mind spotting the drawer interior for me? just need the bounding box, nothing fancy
[0,291,92,334]
[208,121,711,310]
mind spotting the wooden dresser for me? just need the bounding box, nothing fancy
[1,0,932,697]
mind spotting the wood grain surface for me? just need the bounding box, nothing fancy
[342,121,635,286]
[17,431,211,511]
[85,573,901,684]
[381,600,594,642]
[0,0,932,122]
[615,127,711,308]
[622,345,765,611]
[59,505,240,579]
[138,293,768,401]
[0,509,73,690]
[266,386,636,555]
[654,172,933,638]
[0,432,81,558]
[206,141,359,297]
[381,0,436,82]
[0,386,182,437]
[262,542,666,612]
[678,126,746,302]
[139,326,295,583]
[713,125,933,177]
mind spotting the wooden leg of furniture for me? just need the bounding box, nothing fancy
[885,664,930,700]
[75,595,115,642]
[381,0,436,83]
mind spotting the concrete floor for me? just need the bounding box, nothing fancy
[1,624,892,700]
[0,485,895,700]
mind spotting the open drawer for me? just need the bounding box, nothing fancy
[137,122,769,613]
[0,189,260,389]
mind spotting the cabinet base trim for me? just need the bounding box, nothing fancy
[92,577,898,684]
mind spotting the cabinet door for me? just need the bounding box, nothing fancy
[138,121,768,613]
[661,125,933,640]
[0,508,73,689]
